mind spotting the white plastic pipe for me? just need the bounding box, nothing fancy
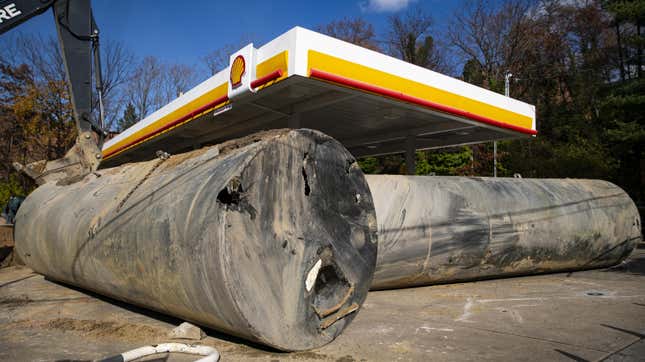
[98,343,219,362]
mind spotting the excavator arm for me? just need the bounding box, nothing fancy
[1,0,105,184]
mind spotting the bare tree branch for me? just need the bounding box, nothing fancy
[447,0,531,90]
[317,17,380,51]
[386,5,450,72]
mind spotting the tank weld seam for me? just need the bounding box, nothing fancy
[116,151,169,212]
[584,236,642,268]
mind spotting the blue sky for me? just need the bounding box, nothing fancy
[7,0,461,68]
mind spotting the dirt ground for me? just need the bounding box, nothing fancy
[1,247,644,362]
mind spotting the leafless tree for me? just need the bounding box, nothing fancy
[125,56,165,119]
[1,34,135,131]
[201,36,252,76]
[123,56,199,121]
[3,33,65,84]
[386,5,449,72]
[162,63,198,103]
[98,40,135,130]
[447,0,531,90]
[202,43,238,76]
[317,17,380,51]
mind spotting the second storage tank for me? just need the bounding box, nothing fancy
[367,175,641,289]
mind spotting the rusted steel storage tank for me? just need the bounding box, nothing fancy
[14,129,378,351]
[367,175,641,290]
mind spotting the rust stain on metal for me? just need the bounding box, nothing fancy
[320,303,360,330]
[313,285,355,318]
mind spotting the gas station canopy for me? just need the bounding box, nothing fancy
[101,27,536,167]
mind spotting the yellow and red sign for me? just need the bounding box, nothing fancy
[230,55,246,88]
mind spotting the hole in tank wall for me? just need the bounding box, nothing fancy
[302,153,311,196]
[217,185,243,205]
[302,167,311,196]
[311,263,352,318]
[216,178,257,219]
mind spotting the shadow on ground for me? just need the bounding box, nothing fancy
[554,349,589,362]
[603,246,645,276]
[47,279,287,356]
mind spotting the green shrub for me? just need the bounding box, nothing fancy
[0,174,27,210]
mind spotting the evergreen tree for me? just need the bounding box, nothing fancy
[116,103,138,132]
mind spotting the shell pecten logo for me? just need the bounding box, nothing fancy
[230,55,246,88]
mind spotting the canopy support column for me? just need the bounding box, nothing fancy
[288,113,301,128]
[405,135,416,175]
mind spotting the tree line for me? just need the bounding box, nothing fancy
[0,0,643,211]
[0,31,247,204]
[321,0,643,210]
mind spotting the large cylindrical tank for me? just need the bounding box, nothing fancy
[367,175,641,290]
[15,129,378,351]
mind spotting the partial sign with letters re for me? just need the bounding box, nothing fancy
[0,3,22,23]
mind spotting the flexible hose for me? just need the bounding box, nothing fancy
[96,343,219,362]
